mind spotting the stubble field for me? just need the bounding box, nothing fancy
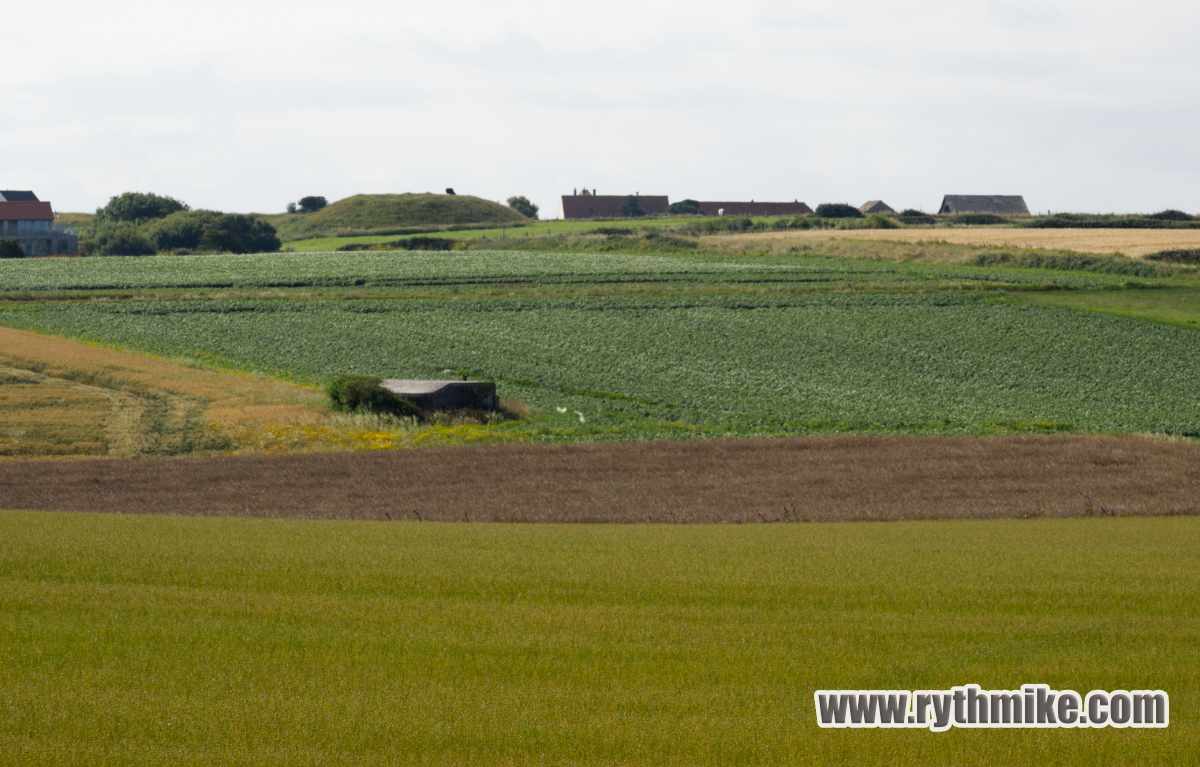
[715,228,1200,257]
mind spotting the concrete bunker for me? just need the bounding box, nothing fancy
[380,379,498,411]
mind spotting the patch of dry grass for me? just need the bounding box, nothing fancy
[0,327,541,460]
[0,326,325,459]
[705,228,1200,258]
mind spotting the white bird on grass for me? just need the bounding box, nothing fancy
[575,410,586,423]
[556,406,568,413]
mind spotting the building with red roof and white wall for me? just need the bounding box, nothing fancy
[0,190,78,256]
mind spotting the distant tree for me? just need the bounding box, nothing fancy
[506,196,539,219]
[147,210,281,252]
[814,203,863,219]
[81,222,157,256]
[95,192,189,223]
[668,199,700,215]
[286,202,298,214]
[0,239,25,258]
[617,195,645,218]
[197,229,248,254]
[445,188,456,195]
[298,196,328,213]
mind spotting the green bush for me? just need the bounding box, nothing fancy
[506,196,539,219]
[95,192,189,223]
[336,236,457,252]
[1147,210,1195,221]
[148,211,281,253]
[81,222,157,256]
[972,252,1163,277]
[402,236,456,251]
[668,199,701,215]
[299,196,328,214]
[950,213,1009,225]
[0,239,25,258]
[326,375,420,418]
[197,229,248,254]
[898,209,936,225]
[814,203,863,219]
[1144,248,1200,264]
[862,214,900,229]
[1026,213,1200,229]
[682,216,755,234]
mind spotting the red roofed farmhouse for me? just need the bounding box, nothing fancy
[559,188,670,219]
[697,201,813,217]
[0,190,78,256]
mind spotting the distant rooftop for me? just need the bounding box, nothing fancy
[0,191,39,202]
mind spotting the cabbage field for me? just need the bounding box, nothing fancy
[0,249,1166,294]
[5,285,1200,438]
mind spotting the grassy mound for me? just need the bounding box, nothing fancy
[275,194,529,240]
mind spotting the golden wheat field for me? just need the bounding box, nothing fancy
[707,228,1200,257]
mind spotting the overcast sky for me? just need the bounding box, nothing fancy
[5,0,1198,216]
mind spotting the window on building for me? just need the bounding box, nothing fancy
[1,220,7,235]
[17,220,31,236]
[33,240,48,256]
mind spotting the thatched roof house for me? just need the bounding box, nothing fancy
[858,200,894,214]
[938,195,1030,215]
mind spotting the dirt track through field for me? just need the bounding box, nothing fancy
[3,435,1199,522]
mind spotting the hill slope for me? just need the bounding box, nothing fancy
[275,194,528,240]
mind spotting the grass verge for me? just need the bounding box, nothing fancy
[0,512,1195,765]
[1012,288,1200,328]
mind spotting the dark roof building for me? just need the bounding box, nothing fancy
[559,189,670,219]
[0,191,78,256]
[858,200,894,214]
[938,195,1030,215]
[0,190,40,202]
[697,201,813,217]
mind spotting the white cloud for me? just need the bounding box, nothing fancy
[3,0,1198,214]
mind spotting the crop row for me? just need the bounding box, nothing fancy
[5,292,1200,437]
[0,249,1157,293]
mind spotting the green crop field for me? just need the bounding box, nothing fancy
[3,250,1200,439]
[0,249,1171,297]
[1,511,1195,765]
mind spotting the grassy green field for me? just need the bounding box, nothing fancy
[1016,288,1200,329]
[1,511,1195,765]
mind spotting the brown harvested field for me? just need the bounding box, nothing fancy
[704,228,1200,258]
[3,434,1198,523]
